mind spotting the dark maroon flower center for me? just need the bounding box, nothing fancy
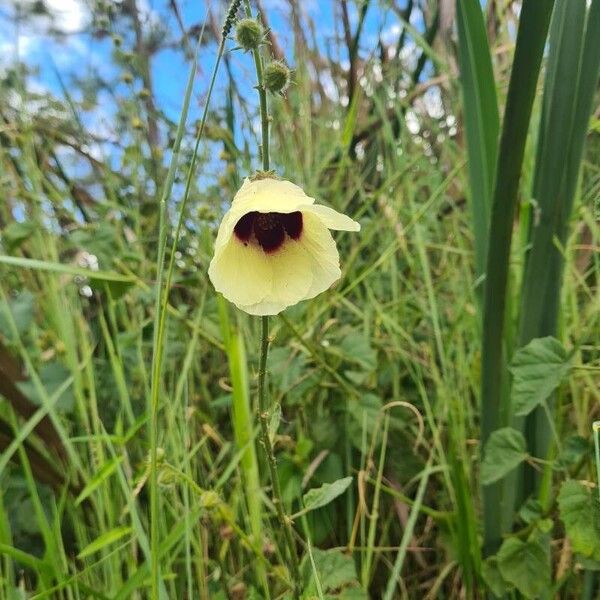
[233,211,303,252]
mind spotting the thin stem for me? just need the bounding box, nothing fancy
[257,316,301,598]
[593,422,600,502]
[244,0,269,172]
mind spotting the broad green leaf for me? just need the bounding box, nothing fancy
[339,332,377,372]
[481,428,527,485]
[300,476,353,515]
[482,557,512,598]
[300,548,361,596]
[558,480,600,560]
[0,290,34,337]
[497,536,550,598]
[17,362,75,413]
[510,337,571,416]
[557,435,590,469]
[77,526,132,559]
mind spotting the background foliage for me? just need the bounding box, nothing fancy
[0,0,598,598]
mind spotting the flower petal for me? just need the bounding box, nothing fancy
[208,238,272,306]
[266,240,314,304]
[236,298,289,316]
[304,204,361,231]
[299,213,342,299]
[235,239,314,316]
[232,177,315,212]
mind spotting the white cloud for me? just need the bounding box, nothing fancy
[0,0,90,68]
[45,0,88,33]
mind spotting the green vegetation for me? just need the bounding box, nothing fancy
[0,0,599,598]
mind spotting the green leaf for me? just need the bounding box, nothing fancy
[516,0,600,479]
[301,548,361,595]
[339,332,377,372]
[481,428,527,485]
[0,255,134,297]
[77,526,132,559]
[510,337,571,416]
[17,362,75,413]
[557,435,590,469]
[482,557,512,598]
[479,0,555,553]
[300,476,353,516]
[456,0,499,275]
[497,536,550,598]
[558,480,600,560]
[75,456,124,506]
[0,290,34,337]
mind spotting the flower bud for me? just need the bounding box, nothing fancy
[120,71,133,84]
[235,18,263,51]
[263,60,291,94]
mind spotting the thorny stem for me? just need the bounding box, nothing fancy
[243,1,301,596]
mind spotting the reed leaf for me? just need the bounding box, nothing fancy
[480,0,555,556]
[518,0,600,498]
[456,0,499,277]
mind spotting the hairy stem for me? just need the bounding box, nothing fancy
[257,316,301,598]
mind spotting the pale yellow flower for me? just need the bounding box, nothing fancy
[208,177,360,315]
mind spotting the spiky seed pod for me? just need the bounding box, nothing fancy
[235,18,263,51]
[263,61,291,94]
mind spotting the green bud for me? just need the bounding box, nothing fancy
[263,60,291,94]
[235,18,263,51]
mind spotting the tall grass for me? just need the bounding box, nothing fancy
[0,1,598,598]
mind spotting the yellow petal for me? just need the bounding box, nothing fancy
[299,213,342,299]
[208,238,272,306]
[236,298,289,316]
[304,204,361,231]
[231,178,315,218]
[234,239,314,316]
[266,239,314,305]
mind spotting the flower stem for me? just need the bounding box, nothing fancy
[257,317,301,598]
[243,2,300,595]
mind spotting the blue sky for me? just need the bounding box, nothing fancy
[0,0,434,208]
[0,1,426,122]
